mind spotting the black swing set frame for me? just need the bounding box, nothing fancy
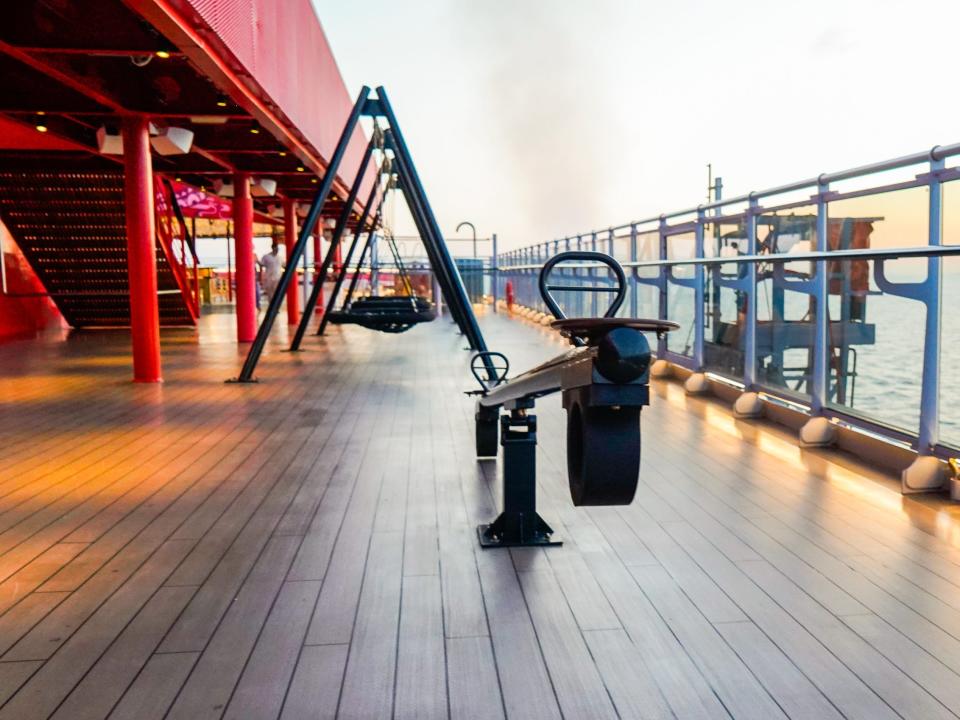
[231,87,676,550]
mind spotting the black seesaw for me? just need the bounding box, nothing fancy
[468,251,677,548]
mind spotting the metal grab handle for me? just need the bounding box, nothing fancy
[538,251,627,320]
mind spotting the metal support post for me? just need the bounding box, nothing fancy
[810,182,830,410]
[918,158,944,453]
[491,232,498,313]
[657,218,668,357]
[233,172,256,343]
[122,115,161,382]
[629,223,639,317]
[283,199,300,325]
[743,196,759,388]
[694,208,706,368]
[477,410,560,548]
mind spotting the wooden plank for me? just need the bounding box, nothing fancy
[581,628,673,720]
[516,570,618,720]
[395,574,447,719]
[337,530,404,720]
[0,661,41,707]
[279,644,348,720]
[475,550,562,720]
[0,591,70,656]
[713,620,843,720]
[50,585,196,720]
[628,563,787,720]
[0,538,193,720]
[108,652,198,720]
[446,636,505,720]
[224,580,321,720]
[164,535,302,720]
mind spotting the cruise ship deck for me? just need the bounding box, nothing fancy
[2,313,960,720]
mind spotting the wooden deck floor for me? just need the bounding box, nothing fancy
[2,311,960,719]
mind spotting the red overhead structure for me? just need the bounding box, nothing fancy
[128,0,372,201]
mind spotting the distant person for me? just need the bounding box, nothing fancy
[260,241,282,305]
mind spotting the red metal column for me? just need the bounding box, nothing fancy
[234,172,256,342]
[313,232,323,314]
[122,116,161,383]
[283,199,300,325]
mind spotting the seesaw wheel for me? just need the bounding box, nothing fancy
[566,401,640,506]
[476,407,499,458]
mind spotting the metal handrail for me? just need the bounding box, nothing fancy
[501,245,960,271]
[496,143,960,470]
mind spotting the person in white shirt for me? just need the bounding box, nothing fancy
[259,241,282,304]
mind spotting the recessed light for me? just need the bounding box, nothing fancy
[36,111,45,116]
[155,50,171,59]
[250,127,260,135]
[296,166,304,172]
[216,100,227,108]
[36,125,48,133]
[278,151,287,157]
[311,178,317,183]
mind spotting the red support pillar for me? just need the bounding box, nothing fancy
[283,199,300,325]
[233,172,256,342]
[313,231,323,314]
[122,116,161,383]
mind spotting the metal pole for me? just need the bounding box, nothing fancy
[743,195,759,388]
[629,223,638,317]
[283,199,300,325]
[122,115,161,382]
[289,133,377,351]
[918,159,944,452]
[233,172,256,342]
[234,86,370,381]
[811,181,830,410]
[226,221,233,302]
[457,221,477,259]
[491,232,498,313]
[694,208,706,368]
[318,170,384,335]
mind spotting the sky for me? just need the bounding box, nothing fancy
[311,0,960,252]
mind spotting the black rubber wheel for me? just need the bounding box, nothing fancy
[566,401,640,506]
[476,412,499,458]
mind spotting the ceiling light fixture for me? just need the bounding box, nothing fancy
[250,127,260,135]
[155,50,171,59]
[296,166,304,172]
[150,126,194,155]
[35,125,48,133]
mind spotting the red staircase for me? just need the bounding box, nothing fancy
[0,170,197,328]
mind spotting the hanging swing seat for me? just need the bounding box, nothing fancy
[326,295,436,333]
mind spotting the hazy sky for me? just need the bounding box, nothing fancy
[311,0,960,251]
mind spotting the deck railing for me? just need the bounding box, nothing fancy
[496,144,960,460]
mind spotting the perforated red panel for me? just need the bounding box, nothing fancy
[170,0,369,190]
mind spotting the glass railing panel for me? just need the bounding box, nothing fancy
[665,231,695,357]
[702,220,750,380]
[824,256,924,434]
[945,179,960,245]
[752,206,817,395]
